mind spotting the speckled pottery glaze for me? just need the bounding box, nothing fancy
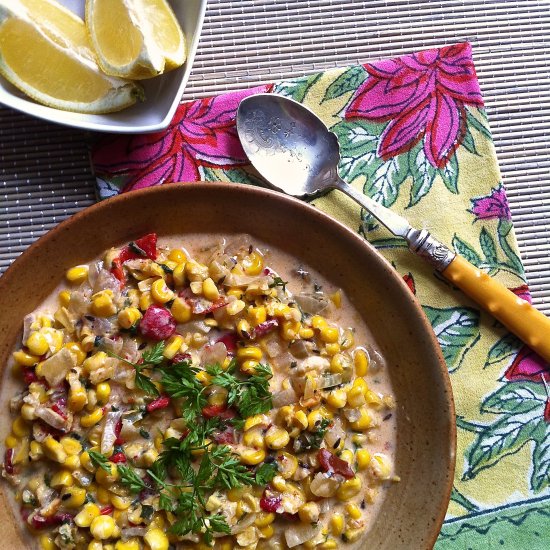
[0,182,455,549]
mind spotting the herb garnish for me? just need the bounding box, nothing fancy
[118,464,147,494]
[255,462,278,485]
[206,361,273,419]
[88,450,112,472]
[269,275,288,292]
[107,341,165,396]
[294,417,331,452]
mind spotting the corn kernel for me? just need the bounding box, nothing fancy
[319,540,338,550]
[139,292,153,311]
[307,408,332,431]
[354,348,369,376]
[60,436,82,456]
[95,463,119,486]
[58,290,71,307]
[95,382,111,404]
[243,414,268,432]
[326,389,347,409]
[68,387,88,412]
[88,542,103,550]
[117,307,142,329]
[258,524,274,538]
[42,436,67,463]
[340,449,354,464]
[74,503,101,528]
[247,306,267,326]
[237,346,262,362]
[242,428,265,449]
[4,434,18,449]
[21,403,36,421]
[271,475,287,492]
[151,278,175,304]
[265,426,290,450]
[355,449,371,470]
[336,476,362,501]
[12,350,39,367]
[346,503,362,520]
[168,249,186,263]
[325,342,341,356]
[319,325,339,343]
[162,335,184,360]
[83,351,108,374]
[29,440,43,460]
[81,408,104,428]
[347,386,366,408]
[226,299,246,316]
[50,470,74,488]
[311,315,327,330]
[39,535,56,550]
[90,515,116,540]
[239,448,266,465]
[349,407,372,431]
[195,370,212,386]
[277,451,298,479]
[115,539,140,550]
[144,528,169,550]
[298,326,315,339]
[26,332,49,356]
[365,389,383,408]
[243,251,264,276]
[170,297,192,323]
[66,265,89,284]
[281,319,301,341]
[201,277,219,301]
[240,360,259,375]
[172,262,187,287]
[298,501,320,524]
[64,455,80,470]
[92,290,117,317]
[255,512,276,527]
[330,513,345,535]
[294,410,308,430]
[96,486,110,504]
[61,486,87,508]
[237,318,251,338]
[64,342,86,365]
[110,495,131,510]
[371,453,392,480]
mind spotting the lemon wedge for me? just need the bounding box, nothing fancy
[0,0,143,114]
[85,0,186,80]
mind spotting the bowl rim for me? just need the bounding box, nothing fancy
[0,182,456,547]
[0,0,208,134]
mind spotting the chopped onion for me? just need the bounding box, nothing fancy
[101,411,123,453]
[289,339,309,359]
[177,320,211,335]
[343,407,361,422]
[272,387,298,408]
[284,523,322,548]
[310,472,340,498]
[230,513,256,534]
[264,336,283,358]
[325,417,346,450]
[294,292,329,314]
[317,373,343,390]
[120,527,147,539]
[201,341,227,366]
[22,314,35,344]
[303,375,317,400]
[40,348,76,387]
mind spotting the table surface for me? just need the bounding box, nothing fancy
[1,0,550,312]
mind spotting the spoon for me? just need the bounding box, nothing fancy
[236,93,550,364]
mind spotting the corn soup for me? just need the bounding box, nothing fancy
[1,233,397,550]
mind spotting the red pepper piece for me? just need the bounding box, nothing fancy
[171,352,191,364]
[213,426,235,444]
[201,405,237,420]
[50,403,68,420]
[146,395,171,413]
[31,512,73,529]
[100,505,114,515]
[109,452,127,464]
[22,368,38,385]
[139,305,176,341]
[260,490,282,513]
[114,418,124,445]
[119,233,158,262]
[110,257,126,287]
[252,318,279,339]
[4,448,14,475]
[317,448,355,479]
[216,332,239,353]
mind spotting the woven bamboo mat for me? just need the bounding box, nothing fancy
[1,0,550,311]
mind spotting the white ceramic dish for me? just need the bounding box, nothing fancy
[0,0,207,134]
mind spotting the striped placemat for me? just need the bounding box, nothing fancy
[1,0,550,312]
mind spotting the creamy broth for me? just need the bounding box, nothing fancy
[1,233,397,550]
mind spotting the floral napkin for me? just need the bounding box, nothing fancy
[91,43,550,548]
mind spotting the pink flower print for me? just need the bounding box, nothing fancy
[345,43,483,168]
[505,345,549,384]
[470,185,511,221]
[92,84,272,192]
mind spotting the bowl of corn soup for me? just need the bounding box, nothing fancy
[0,182,455,550]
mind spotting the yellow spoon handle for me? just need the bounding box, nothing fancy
[442,255,550,363]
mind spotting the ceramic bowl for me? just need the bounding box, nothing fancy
[0,183,455,548]
[0,0,207,133]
